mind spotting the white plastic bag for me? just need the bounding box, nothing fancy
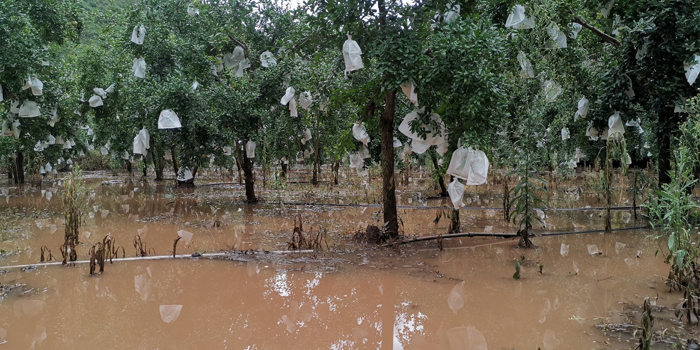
[348,152,363,169]
[517,52,535,78]
[400,81,418,106]
[411,138,431,154]
[398,108,444,146]
[601,0,614,18]
[133,127,150,156]
[260,51,277,68]
[224,46,245,69]
[19,101,40,117]
[359,145,370,159]
[10,100,19,114]
[443,4,460,22]
[177,168,193,182]
[624,74,635,98]
[570,23,582,39]
[299,91,313,110]
[23,77,43,96]
[505,5,534,29]
[446,147,490,185]
[245,140,256,158]
[222,146,232,156]
[224,46,250,77]
[1,120,11,136]
[352,122,370,146]
[561,127,570,140]
[448,180,465,209]
[93,87,107,98]
[12,120,20,138]
[586,124,599,141]
[625,118,644,134]
[574,97,589,120]
[608,112,625,139]
[547,23,567,49]
[158,110,182,129]
[132,58,146,78]
[543,80,562,102]
[289,98,298,117]
[574,148,585,162]
[187,4,199,15]
[131,25,146,45]
[685,55,700,86]
[89,95,103,108]
[280,87,295,105]
[342,34,364,75]
[190,80,199,92]
[300,128,312,145]
[393,137,402,148]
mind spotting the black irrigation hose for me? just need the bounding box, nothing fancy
[387,226,651,245]
[279,201,634,212]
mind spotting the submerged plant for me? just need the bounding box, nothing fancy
[646,146,700,323]
[604,134,628,232]
[61,167,87,264]
[509,164,547,248]
[626,169,651,220]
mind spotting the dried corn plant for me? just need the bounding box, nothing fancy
[287,215,328,251]
[62,167,88,265]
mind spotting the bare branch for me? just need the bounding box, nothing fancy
[572,17,621,47]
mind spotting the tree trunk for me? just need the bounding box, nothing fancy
[235,147,243,185]
[281,162,287,179]
[126,161,132,176]
[154,146,164,181]
[171,146,179,176]
[431,152,447,197]
[380,90,398,236]
[15,150,24,185]
[243,152,257,203]
[657,121,672,186]
[451,209,460,233]
[312,138,320,185]
[333,160,340,185]
[142,152,148,177]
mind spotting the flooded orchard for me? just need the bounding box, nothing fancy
[0,169,688,349]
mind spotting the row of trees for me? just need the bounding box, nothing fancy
[1,0,699,237]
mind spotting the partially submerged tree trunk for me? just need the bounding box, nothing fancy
[450,209,460,233]
[431,152,447,197]
[281,162,287,179]
[312,138,320,185]
[153,146,164,181]
[243,153,257,203]
[333,160,340,185]
[171,146,179,177]
[380,90,398,236]
[235,147,243,185]
[657,116,673,186]
[15,150,24,185]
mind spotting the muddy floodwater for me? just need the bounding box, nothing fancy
[0,169,687,349]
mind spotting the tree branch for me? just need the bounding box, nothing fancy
[572,16,621,47]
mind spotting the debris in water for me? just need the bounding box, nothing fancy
[543,329,560,350]
[159,305,183,323]
[445,326,487,350]
[447,281,465,313]
[177,230,194,247]
[587,244,600,256]
[615,242,626,254]
[560,243,569,256]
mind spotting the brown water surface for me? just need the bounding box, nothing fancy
[0,171,683,349]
